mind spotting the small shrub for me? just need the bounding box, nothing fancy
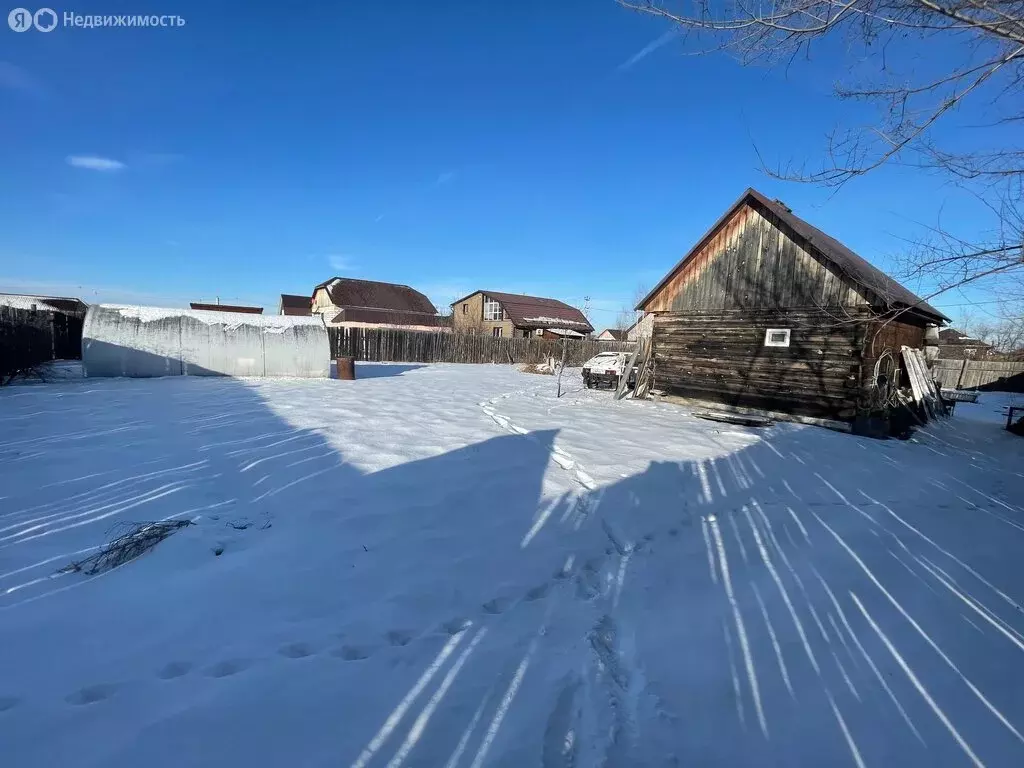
[60,520,193,575]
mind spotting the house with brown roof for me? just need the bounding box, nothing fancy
[937,328,994,360]
[279,294,312,316]
[189,302,263,314]
[450,291,594,338]
[638,187,949,423]
[311,277,448,331]
[596,328,628,342]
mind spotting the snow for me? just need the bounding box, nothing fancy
[0,295,63,311]
[522,316,591,328]
[542,328,586,338]
[106,304,325,331]
[3,368,1024,767]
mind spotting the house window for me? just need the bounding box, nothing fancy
[483,297,503,321]
[764,328,791,347]
[492,327,502,338]
[462,304,468,315]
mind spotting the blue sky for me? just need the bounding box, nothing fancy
[0,0,1004,327]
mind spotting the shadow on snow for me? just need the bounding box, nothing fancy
[1,364,1024,766]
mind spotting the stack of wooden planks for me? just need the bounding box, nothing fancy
[901,346,946,419]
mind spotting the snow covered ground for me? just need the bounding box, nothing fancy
[2,364,1024,767]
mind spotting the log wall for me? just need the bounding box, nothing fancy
[653,309,868,420]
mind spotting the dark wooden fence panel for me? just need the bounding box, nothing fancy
[0,306,56,382]
[932,359,1024,392]
[52,312,84,360]
[328,327,631,366]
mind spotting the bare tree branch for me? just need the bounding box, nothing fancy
[618,0,1024,297]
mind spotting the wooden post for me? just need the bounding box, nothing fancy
[615,342,643,401]
[955,358,969,390]
[556,339,568,398]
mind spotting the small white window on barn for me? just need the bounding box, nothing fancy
[483,296,503,321]
[764,328,791,347]
[492,326,502,338]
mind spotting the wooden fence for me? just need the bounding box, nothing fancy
[0,306,56,382]
[932,358,1024,392]
[328,327,632,366]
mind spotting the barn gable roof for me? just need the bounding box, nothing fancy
[450,290,594,332]
[279,294,312,315]
[313,277,437,315]
[637,188,949,323]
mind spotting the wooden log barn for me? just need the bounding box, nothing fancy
[636,188,950,424]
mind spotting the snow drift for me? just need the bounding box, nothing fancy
[82,304,329,378]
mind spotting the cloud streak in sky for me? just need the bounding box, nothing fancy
[0,62,45,97]
[328,254,357,273]
[66,155,126,172]
[617,29,677,72]
[433,170,457,187]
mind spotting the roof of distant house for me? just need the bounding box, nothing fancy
[938,328,991,346]
[279,294,312,316]
[0,293,88,314]
[189,302,263,314]
[637,188,949,323]
[451,290,594,332]
[314,277,437,315]
[330,307,452,327]
[599,328,627,341]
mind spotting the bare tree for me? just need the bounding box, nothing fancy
[615,308,636,331]
[618,0,1024,296]
[976,314,1024,349]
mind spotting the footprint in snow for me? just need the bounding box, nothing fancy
[278,642,316,659]
[482,597,513,615]
[0,696,21,712]
[385,630,414,647]
[440,617,472,636]
[332,645,373,661]
[66,683,118,705]
[203,658,252,678]
[525,582,552,601]
[157,661,193,680]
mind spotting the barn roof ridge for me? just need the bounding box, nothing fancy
[636,188,949,323]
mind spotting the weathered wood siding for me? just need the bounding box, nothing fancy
[932,359,1024,392]
[653,309,867,419]
[644,202,870,313]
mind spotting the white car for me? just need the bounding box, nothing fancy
[582,351,637,390]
